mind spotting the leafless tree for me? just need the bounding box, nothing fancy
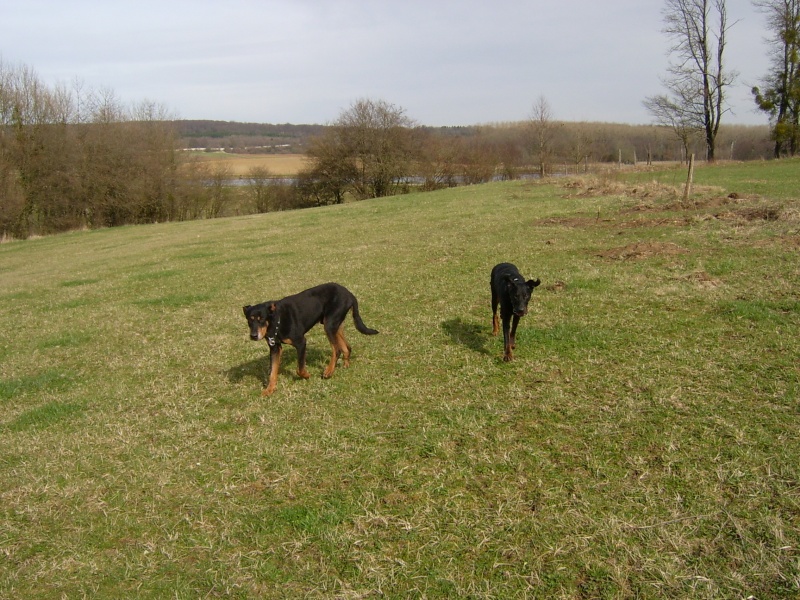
[565,125,596,172]
[751,0,800,157]
[528,96,557,176]
[642,94,701,162]
[0,59,182,236]
[246,166,273,212]
[301,98,416,203]
[645,0,735,161]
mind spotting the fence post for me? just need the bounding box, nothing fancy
[683,153,695,205]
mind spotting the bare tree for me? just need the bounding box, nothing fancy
[0,59,182,236]
[565,125,596,172]
[643,94,701,161]
[414,131,459,190]
[301,98,416,202]
[752,0,800,157]
[246,166,273,212]
[298,126,358,204]
[529,96,557,177]
[646,0,735,161]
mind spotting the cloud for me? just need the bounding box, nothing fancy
[1,0,771,126]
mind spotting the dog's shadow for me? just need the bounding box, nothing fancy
[441,318,490,355]
[226,347,327,384]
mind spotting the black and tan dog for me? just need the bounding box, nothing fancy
[490,263,541,361]
[243,283,378,396]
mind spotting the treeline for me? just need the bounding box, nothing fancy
[175,120,322,153]
[1,59,776,239]
[0,62,256,239]
[175,119,773,164]
[292,99,773,206]
[422,121,771,167]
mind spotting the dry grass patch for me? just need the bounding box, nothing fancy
[184,152,309,176]
[596,242,690,261]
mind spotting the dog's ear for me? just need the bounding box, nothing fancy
[268,302,277,314]
[243,305,251,317]
[527,279,541,290]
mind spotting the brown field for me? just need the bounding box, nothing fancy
[184,152,309,176]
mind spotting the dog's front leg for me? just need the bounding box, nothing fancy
[491,294,500,336]
[509,314,521,351]
[295,338,311,380]
[502,316,513,362]
[263,345,282,396]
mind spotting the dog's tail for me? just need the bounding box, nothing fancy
[351,299,379,335]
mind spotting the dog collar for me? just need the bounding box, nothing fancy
[267,313,280,347]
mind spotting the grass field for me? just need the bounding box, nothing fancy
[1,159,798,598]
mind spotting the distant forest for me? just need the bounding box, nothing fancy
[175,120,324,153]
[175,119,773,163]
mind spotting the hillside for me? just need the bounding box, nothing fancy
[1,162,798,598]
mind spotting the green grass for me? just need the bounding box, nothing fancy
[1,161,799,598]
[629,156,800,201]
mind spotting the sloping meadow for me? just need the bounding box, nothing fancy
[1,162,798,598]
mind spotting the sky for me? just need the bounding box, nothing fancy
[2,0,773,127]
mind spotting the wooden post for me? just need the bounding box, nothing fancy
[683,153,695,205]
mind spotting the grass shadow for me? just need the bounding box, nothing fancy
[226,347,328,384]
[441,318,491,355]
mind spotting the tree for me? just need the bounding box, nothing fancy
[246,166,273,212]
[751,0,800,157]
[1,59,181,236]
[298,126,358,205]
[528,96,557,177]
[645,0,735,161]
[642,94,701,161]
[301,98,416,202]
[565,125,596,172]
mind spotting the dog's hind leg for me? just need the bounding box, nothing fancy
[323,318,350,378]
[336,326,352,368]
[323,333,339,379]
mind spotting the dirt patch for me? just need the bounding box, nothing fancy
[534,214,691,230]
[596,242,689,261]
[715,206,784,222]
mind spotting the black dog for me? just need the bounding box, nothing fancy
[243,283,378,395]
[490,263,541,361]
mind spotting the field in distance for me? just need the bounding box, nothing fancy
[185,151,309,177]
